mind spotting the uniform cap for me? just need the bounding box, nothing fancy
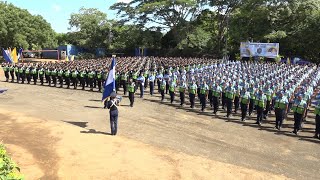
[110,92,117,98]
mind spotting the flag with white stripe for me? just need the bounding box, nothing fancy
[102,57,116,101]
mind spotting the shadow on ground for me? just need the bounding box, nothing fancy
[143,98,320,144]
[63,121,88,128]
[84,105,103,109]
[80,129,111,135]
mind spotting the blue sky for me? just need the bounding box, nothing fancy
[4,0,132,33]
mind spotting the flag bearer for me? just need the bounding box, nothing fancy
[106,92,121,136]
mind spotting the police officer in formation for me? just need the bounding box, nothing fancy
[199,81,209,111]
[168,78,176,103]
[255,89,267,126]
[1,61,109,92]
[31,66,38,84]
[274,91,288,130]
[2,63,10,82]
[2,58,320,139]
[14,65,19,83]
[19,65,25,84]
[292,94,307,135]
[313,97,320,139]
[160,78,166,101]
[188,80,197,109]
[148,72,155,95]
[120,71,128,95]
[240,88,250,121]
[156,70,163,93]
[58,68,64,87]
[178,80,187,106]
[212,81,222,115]
[9,64,15,82]
[127,78,136,107]
[137,73,145,98]
[225,83,235,118]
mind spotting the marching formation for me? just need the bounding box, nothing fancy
[1,59,109,91]
[1,57,320,139]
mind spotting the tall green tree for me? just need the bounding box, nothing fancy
[68,8,163,53]
[0,1,57,49]
[228,0,320,60]
[110,0,208,51]
[110,0,207,30]
[110,22,162,50]
[69,8,112,50]
[207,0,241,55]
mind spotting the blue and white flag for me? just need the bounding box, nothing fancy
[2,48,13,63]
[17,48,23,60]
[102,57,116,101]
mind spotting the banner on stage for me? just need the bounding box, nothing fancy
[240,42,279,58]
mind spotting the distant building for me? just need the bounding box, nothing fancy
[42,45,107,59]
[58,45,79,56]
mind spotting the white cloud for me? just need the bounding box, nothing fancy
[117,0,132,3]
[52,4,61,12]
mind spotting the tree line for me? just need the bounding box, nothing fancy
[1,0,320,62]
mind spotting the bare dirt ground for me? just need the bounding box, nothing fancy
[0,71,319,180]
